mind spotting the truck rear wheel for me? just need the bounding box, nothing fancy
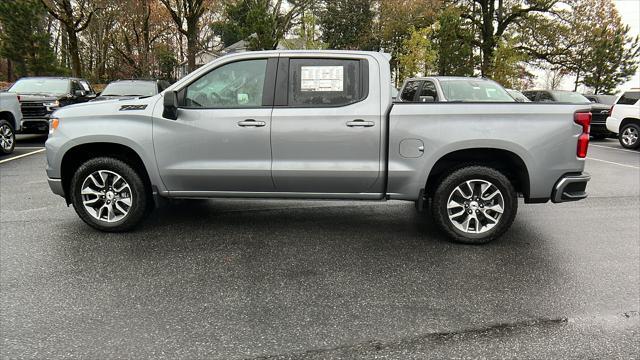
[69,157,149,232]
[619,123,640,149]
[431,166,517,244]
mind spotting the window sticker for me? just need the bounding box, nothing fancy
[300,66,344,92]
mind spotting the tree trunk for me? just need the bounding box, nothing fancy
[66,25,82,77]
[7,59,13,82]
[186,25,197,72]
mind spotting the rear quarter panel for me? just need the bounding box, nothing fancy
[387,103,590,200]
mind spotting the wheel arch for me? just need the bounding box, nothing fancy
[424,147,531,201]
[620,117,640,128]
[0,111,16,129]
[60,142,153,204]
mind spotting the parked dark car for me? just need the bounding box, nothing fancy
[7,77,96,133]
[92,79,170,101]
[522,90,614,139]
[583,94,616,105]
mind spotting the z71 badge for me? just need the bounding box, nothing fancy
[120,105,147,111]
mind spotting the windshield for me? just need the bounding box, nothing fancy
[507,89,529,102]
[8,78,69,95]
[439,80,514,102]
[591,95,616,105]
[552,91,590,103]
[101,81,157,96]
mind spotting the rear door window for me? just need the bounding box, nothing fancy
[617,91,640,105]
[288,58,363,106]
[400,81,420,102]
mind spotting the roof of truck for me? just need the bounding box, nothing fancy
[405,76,493,81]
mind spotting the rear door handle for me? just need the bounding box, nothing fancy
[237,119,266,127]
[346,119,375,127]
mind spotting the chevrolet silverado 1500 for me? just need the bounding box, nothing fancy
[45,50,592,244]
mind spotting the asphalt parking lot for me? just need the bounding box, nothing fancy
[1,136,638,359]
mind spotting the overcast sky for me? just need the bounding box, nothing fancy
[615,0,639,90]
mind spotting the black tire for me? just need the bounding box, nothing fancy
[618,123,640,149]
[70,157,149,232]
[431,166,517,244]
[0,119,15,155]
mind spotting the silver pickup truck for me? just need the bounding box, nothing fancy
[45,50,592,244]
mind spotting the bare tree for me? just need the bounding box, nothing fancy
[159,0,207,72]
[41,0,99,77]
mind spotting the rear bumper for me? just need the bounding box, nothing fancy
[590,123,614,136]
[47,178,65,198]
[551,173,590,203]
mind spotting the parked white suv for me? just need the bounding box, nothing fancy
[606,89,640,149]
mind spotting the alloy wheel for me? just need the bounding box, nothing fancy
[0,124,13,151]
[621,127,638,146]
[81,170,133,222]
[446,179,505,234]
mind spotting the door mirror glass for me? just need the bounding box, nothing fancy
[74,89,86,97]
[163,91,179,120]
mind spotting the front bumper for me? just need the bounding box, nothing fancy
[20,118,50,134]
[551,173,590,203]
[47,178,65,198]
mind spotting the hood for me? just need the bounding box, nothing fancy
[52,94,160,119]
[15,93,62,102]
[91,95,141,102]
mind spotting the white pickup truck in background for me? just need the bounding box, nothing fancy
[0,92,22,154]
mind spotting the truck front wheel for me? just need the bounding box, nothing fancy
[0,119,15,154]
[69,157,149,232]
[431,166,517,244]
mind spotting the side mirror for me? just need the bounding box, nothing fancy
[163,91,179,120]
[74,89,86,97]
[419,95,435,102]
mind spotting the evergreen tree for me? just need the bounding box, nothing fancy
[433,6,475,76]
[317,0,377,50]
[0,0,59,79]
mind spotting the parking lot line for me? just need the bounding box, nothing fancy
[587,157,640,169]
[0,149,46,164]
[591,144,639,154]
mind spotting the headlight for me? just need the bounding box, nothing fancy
[44,100,60,108]
[49,118,59,134]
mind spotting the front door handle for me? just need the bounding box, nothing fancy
[346,119,375,127]
[237,119,266,127]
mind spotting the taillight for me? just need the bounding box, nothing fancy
[574,111,591,158]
